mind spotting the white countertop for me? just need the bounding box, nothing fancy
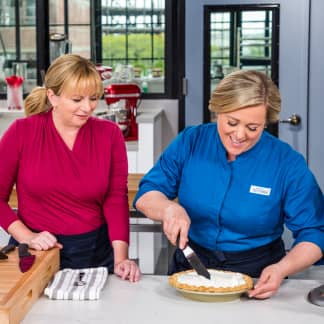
[0,103,163,121]
[22,272,324,324]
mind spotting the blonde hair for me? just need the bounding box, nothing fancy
[24,54,103,116]
[209,70,281,123]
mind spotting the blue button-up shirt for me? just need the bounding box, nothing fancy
[134,123,324,252]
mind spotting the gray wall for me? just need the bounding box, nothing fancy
[185,0,324,191]
[308,0,324,191]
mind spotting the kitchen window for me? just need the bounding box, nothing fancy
[0,0,182,99]
[98,0,165,94]
[0,0,37,96]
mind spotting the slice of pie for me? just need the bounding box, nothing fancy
[169,269,253,293]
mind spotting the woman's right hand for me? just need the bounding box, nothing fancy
[161,202,191,249]
[8,220,63,250]
[26,231,63,251]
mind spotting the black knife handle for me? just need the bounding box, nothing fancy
[1,244,16,254]
[0,251,8,259]
[18,243,30,257]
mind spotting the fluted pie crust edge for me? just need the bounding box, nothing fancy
[169,269,254,293]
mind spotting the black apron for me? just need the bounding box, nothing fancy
[168,237,286,277]
[9,224,114,272]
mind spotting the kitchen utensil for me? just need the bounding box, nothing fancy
[1,243,16,254]
[74,271,86,286]
[182,245,211,279]
[12,62,27,80]
[18,243,35,272]
[0,251,7,260]
[104,83,141,141]
[0,244,16,260]
[308,284,324,307]
[49,33,72,62]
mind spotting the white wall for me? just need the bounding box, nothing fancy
[139,99,178,150]
[0,228,9,245]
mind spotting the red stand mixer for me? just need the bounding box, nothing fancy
[103,83,141,141]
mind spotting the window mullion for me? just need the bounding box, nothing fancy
[15,0,20,60]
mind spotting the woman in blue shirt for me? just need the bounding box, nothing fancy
[134,70,324,299]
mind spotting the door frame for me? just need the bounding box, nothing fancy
[202,4,280,133]
[185,0,310,159]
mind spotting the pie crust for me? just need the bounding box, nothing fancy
[169,269,254,293]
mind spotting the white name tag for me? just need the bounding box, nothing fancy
[249,185,271,196]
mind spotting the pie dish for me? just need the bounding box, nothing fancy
[169,269,254,294]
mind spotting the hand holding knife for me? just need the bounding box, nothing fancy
[161,203,211,280]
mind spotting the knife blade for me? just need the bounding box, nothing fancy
[182,245,211,280]
[0,251,7,260]
[1,243,16,254]
[18,243,36,272]
[0,244,16,260]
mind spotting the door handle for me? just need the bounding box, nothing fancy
[279,114,301,126]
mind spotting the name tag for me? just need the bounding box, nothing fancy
[249,185,271,196]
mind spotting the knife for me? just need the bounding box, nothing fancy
[18,243,36,272]
[0,244,16,260]
[0,251,7,260]
[182,245,211,280]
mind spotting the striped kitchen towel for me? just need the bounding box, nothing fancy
[44,267,108,300]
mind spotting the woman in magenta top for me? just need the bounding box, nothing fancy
[0,54,140,282]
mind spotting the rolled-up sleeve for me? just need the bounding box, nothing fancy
[283,154,324,252]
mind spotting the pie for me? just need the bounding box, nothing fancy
[169,269,254,293]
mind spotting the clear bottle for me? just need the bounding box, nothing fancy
[141,81,148,93]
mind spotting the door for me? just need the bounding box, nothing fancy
[185,0,310,158]
[203,4,279,137]
[185,0,313,248]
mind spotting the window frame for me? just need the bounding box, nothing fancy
[0,0,38,99]
[94,0,179,99]
[203,4,280,132]
[0,0,182,100]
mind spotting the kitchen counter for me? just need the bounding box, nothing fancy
[9,173,144,211]
[0,104,164,174]
[22,271,324,324]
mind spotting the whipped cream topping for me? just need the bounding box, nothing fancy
[177,270,245,288]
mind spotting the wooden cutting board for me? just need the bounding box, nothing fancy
[0,247,60,324]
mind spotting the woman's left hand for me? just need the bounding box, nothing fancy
[114,259,141,282]
[248,263,285,299]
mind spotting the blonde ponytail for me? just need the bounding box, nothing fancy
[24,54,103,117]
[24,86,50,116]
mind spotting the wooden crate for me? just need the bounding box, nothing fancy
[0,247,60,324]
